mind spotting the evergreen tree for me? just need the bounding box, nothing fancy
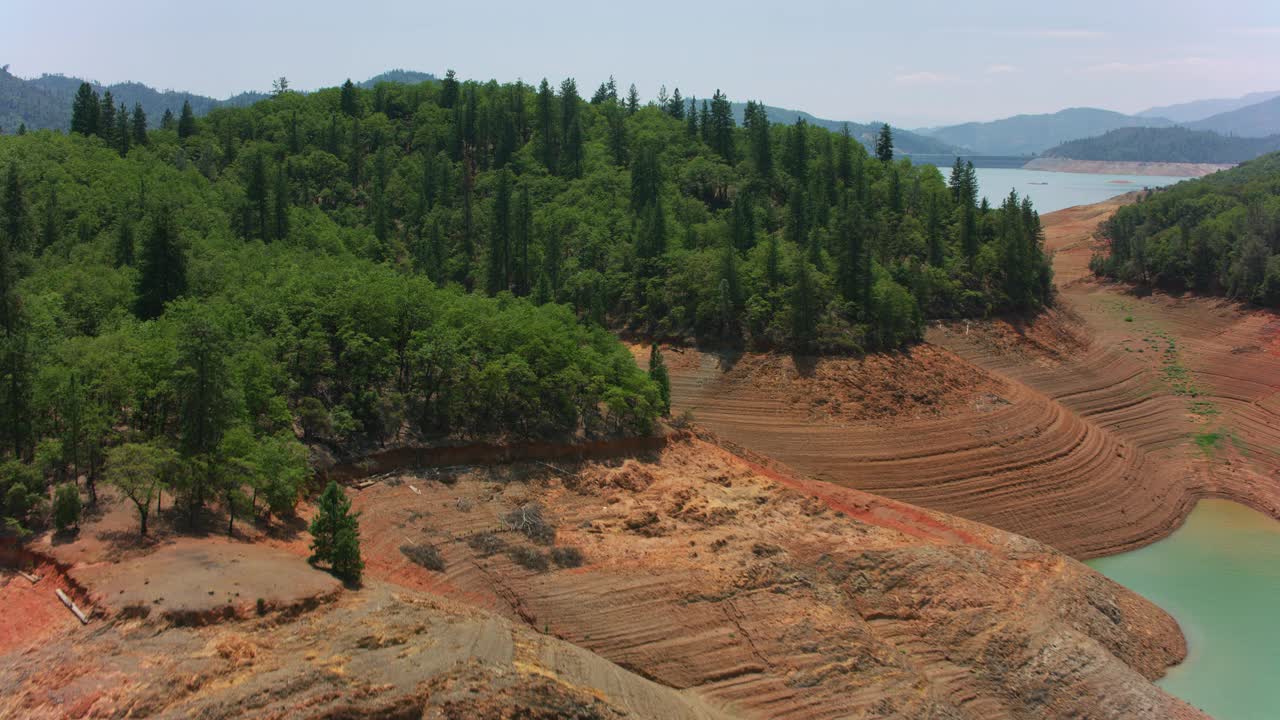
[536,79,556,170]
[647,345,670,415]
[667,88,684,118]
[487,169,512,295]
[708,90,735,163]
[729,190,756,251]
[791,258,818,350]
[177,100,197,139]
[785,119,808,183]
[514,184,532,295]
[70,82,99,135]
[836,197,865,304]
[685,97,698,139]
[626,84,640,115]
[114,215,135,267]
[245,152,269,240]
[160,108,175,131]
[339,79,359,117]
[174,302,234,522]
[440,69,460,109]
[133,205,187,320]
[559,78,583,178]
[786,185,808,245]
[764,233,781,289]
[309,480,363,584]
[875,123,894,163]
[115,103,130,155]
[98,90,117,144]
[746,102,773,179]
[53,483,81,532]
[837,124,854,185]
[606,102,628,166]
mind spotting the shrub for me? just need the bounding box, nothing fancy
[52,483,82,532]
[508,545,550,571]
[503,502,556,544]
[550,546,584,568]
[467,531,507,556]
[400,542,446,571]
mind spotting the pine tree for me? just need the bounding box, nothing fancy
[133,205,187,320]
[514,184,532,295]
[730,190,756,251]
[114,215,135,267]
[786,185,808,246]
[559,78,583,178]
[746,102,773,179]
[791,258,818,350]
[309,480,363,584]
[667,88,684,118]
[440,69,460,109]
[647,345,670,415]
[245,152,269,240]
[115,103,130,155]
[536,79,556,170]
[339,79,359,117]
[177,100,196,139]
[875,123,894,163]
[764,234,781,290]
[685,97,698,139]
[606,102,628,166]
[626,84,640,115]
[70,82,99,135]
[837,124,854,185]
[785,119,809,182]
[708,90,735,163]
[160,108,175,131]
[486,169,512,295]
[98,91,117,144]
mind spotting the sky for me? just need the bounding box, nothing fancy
[4,0,1279,127]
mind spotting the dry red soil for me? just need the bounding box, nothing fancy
[644,196,1280,559]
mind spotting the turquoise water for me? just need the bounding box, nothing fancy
[923,165,1189,214]
[1087,500,1280,720]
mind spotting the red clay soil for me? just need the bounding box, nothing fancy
[644,195,1280,559]
[343,436,1204,719]
[0,550,87,656]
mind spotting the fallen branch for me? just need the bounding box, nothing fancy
[17,570,40,584]
[56,589,89,625]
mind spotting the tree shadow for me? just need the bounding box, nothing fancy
[789,354,819,378]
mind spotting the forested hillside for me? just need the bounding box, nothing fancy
[922,108,1173,156]
[1044,126,1280,164]
[1187,96,1280,138]
[0,72,1050,535]
[0,64,268,133]
[1092,153,1280,302]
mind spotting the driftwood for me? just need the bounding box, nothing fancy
[56,589,89,624]
[17,570,40,584]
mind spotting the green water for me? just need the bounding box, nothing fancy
[1087,500,1280,720]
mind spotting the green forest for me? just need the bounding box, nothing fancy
[1092,152,1280,303]
[1044,126,1280,165]
[0,72,1051,536]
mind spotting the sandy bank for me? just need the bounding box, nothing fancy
[1024,157,1234,177]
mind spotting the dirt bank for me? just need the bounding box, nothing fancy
[336,435,1202,719]
[1023,157,1233,177]
[647,195,1279,560]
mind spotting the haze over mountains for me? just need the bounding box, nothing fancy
[1138,90,1280,123]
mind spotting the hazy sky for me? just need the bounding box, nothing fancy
[4,0,1278,127]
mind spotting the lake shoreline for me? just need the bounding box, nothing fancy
[1023,157,1234,178]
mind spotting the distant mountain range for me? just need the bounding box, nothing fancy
[916,108,1175,156]
[1185,96,1280,138]
[727,102,960,155]
[1138,90,1280,123]
[0,66,437,133]
[1042,126,1280,165]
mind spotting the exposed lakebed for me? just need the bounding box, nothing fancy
[1088,500,1280,720]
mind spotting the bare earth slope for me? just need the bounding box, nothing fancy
[1,435,1204,719]
[649,196,1279,559]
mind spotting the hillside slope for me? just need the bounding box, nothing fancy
[1188,95,1280,137]
[1138,90,1280,123]
[923,107,1173,155]
[1042,126,1280,164]
[728,101,959,154]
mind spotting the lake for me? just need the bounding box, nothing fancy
[1087,500,1280,720]
[923,164,1189,214]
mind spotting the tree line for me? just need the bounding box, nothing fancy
[1092,152,1280,303]
[0,71,1052,538]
